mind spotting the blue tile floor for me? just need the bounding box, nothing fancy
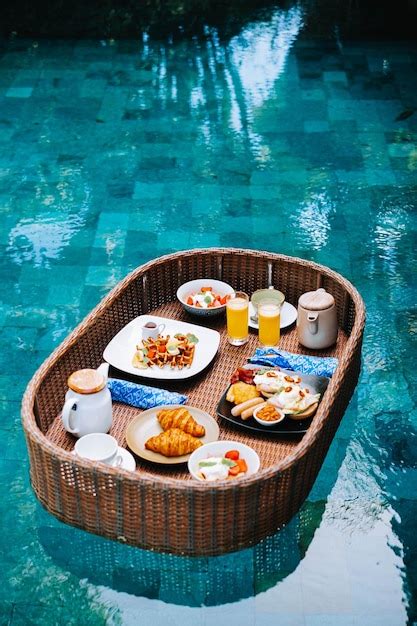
[1,9,417,625]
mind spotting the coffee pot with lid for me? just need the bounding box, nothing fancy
[297,288,338,350]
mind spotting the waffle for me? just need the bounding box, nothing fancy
[132,333,197,370]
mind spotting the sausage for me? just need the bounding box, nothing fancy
[241,401,268,421]
[231,397,264,417]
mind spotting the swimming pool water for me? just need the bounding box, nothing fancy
[1,5,417,625]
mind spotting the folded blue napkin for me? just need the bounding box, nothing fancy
[108,378,187,409]
[248,348,338,378]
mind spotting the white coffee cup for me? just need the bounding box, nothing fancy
[142,321,165,341]
[74,433,123,467]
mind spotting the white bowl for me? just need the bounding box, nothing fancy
[177,279,235,317]
[188,440,260,481]
[253,404,285,426]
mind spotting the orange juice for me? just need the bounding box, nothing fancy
[226,292,249,346]
[258,301,280,346]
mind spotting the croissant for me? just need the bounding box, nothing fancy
[157,408,205,437]
[145,428,203,457]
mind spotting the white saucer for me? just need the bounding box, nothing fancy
[249,301,297,330]
[71,447,136,471]
[115,447,136,471]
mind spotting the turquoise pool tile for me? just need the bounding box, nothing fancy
[133,181,164,200]
[388,142,417,157]
[80,78,107,99]
[95,211,130,232]
[187,184,220,202]
[365,168,396,186]
[77,286,104,314]
[163,182,196,201]
[0,375,28,402]
[335,170,367,184]
[2,424,27,461]
[189,232,221,248]
[191,197,222,216]
[323,70,348,84]
[157,230,190,249]
[219,231,259,248]
[222,216,254,234]
[93,227,128,256]
[47,284,83,306]
[0,603,12,625]
[96,87,127,123]
[35,312,82,351]
[393,169,417,185]
[304,120,330,133]
[0,401,20,430]
[4,305,52,331]
[0,326,38,366]
[0,305,9,328]
[85,265,124,288]
[302,88,326,101]
[250,185,282,200]
[6,87,33,98]
[10,602,108,626]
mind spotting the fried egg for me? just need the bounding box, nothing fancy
[253,370,287,394]
[268,383,320,414]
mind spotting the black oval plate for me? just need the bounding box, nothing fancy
[216,370,330,435]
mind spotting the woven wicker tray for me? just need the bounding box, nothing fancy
[22,248,365,556]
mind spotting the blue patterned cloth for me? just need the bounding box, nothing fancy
[248,348,338,378]
[108,378,187,408]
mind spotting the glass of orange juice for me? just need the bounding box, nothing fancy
[258,300,281,346]
[226,291,249,346]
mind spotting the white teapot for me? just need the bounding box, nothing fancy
[297,288,338,350]
[61,363,112,438]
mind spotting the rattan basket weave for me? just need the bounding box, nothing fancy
[22,248,365,556]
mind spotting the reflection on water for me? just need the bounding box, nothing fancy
[37,500,324,608]
[8,213,84,267]
[374,205,409,275]
[228,6,303,109]
[7,164,91,268]
[293,189,336,250]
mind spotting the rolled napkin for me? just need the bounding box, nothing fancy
[248,347,338,378]
[108,378,187,409]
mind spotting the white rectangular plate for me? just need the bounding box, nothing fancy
[103,315,221,380]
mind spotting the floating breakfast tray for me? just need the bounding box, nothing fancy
[21,248,365,556]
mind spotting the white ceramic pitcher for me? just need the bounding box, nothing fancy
[61,363,112,438]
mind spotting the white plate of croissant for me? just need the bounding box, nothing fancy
[126,405,220,464]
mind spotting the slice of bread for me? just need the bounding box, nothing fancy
[287,402,318,421]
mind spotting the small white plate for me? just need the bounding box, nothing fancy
[103,315,220,380]
[249,301,297,330]
[116,447,136,471]
[188,440,260,481]
[177,278,234,318]
[72,446,136,471]
[126,405,220,464]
